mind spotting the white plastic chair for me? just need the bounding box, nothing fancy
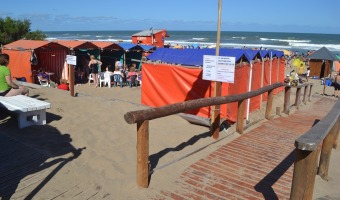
[99,73,111,88]
[88,74,94,85]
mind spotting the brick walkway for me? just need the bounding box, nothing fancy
[152,97,337,200]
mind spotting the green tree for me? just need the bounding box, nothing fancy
[0,17,46,45]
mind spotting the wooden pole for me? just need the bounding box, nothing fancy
[236,99,246,134]
[295,87,301,109]
[333,119,340,149]
[265,89,274,120]
[308,84,313,102]
[283,86,291,115]
[290,149,319,200]
[210,0,222,140]
[69,64,75,97]
[303,85,308,104]
[137,120,149,188]
[125,83,283,124]
[318,124,336,180]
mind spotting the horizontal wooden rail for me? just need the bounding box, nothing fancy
[284,83,314,114]
[124,82,284,124]
[290,98,340,199]
[124,82,315,188]
[295,98,340,151]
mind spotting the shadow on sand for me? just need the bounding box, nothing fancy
[0,105,85,199]
[148,131,212,180]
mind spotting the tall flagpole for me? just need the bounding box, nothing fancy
[210,0,222,139]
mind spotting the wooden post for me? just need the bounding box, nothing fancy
[318,124,336,180]
[276,106,281,116]
[295,87,301,109]
[290,149,319,200]
[308,84,313,102]
[210,0,222,140]
[137,120,149,188]
[265,89,274,120]
[69,64,75,97]
[322,80,326,95]
[303,85,308,104]
[283,86,291,114]
[236,99,246,134]
[333,118,340,149]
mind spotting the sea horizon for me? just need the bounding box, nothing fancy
[43,30,340,55]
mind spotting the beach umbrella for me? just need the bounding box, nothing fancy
[292,57,305,74]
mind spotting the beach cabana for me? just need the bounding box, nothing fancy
[91,41,124,70]
[54,40,100,81]
[131,29,169,47]
[307,46,339,78]
[2,40,69,83]
[143,48,285,123]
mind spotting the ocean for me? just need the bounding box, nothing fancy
[44,30,340,55]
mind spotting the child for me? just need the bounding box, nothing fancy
[57,79,69,91]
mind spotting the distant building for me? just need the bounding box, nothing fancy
[132,29,169,48]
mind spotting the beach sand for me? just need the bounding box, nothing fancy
[0,77,337,199]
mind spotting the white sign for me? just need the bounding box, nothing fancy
[66,55,77,65]
[202,55,235,83]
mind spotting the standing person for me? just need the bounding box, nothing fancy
[305,67,310,82]
[88,55,102,88]
[0,53,29,96]
[334,72,340,98]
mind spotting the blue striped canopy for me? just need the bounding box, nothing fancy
[147,48,284,66]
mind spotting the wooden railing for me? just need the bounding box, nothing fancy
[124,82,314,188]
[290,98,340,199]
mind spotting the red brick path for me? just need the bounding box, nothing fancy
[152,97,336,200]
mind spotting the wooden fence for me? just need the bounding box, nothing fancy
[290,98,340,199]
[124,82,314,188]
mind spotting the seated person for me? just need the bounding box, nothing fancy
[103,65,114,84]
[112,66,123,86]
[0,53,29,96]
[37,68,49,82]
[127,67,138,87]
[57,79,69,91]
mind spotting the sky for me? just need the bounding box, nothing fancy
[1,0,339,34]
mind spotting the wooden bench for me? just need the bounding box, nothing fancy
[0,95,51,128]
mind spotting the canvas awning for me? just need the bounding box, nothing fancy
[147,48,283,66]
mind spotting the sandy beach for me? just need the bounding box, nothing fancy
[0,76,338,199]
